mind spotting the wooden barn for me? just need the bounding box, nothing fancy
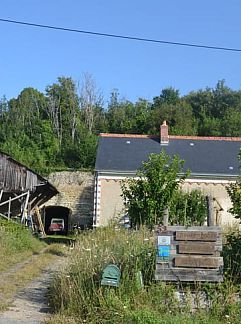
[0,151,58,224]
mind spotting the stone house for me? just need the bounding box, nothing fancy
[94,121,241,227]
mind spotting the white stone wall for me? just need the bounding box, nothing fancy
[97,177,237,227]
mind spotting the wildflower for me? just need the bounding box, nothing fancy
[225,315,230,318]
[144,238,149,241]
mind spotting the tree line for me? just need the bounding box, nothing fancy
[0,76,241,174]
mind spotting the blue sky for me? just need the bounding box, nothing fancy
[1,0,241,104]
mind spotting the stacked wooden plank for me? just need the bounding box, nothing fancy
[155,226,223,282]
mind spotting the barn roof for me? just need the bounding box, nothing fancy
[0,151,58,206]
[95,133,241,180]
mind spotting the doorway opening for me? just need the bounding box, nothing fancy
[44,206,71,235]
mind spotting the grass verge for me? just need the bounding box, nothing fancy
[46,226,241,324]
[0,218,45,272]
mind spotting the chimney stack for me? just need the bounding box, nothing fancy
[160,120,169,145]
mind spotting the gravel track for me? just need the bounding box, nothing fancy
[0,256,66,324]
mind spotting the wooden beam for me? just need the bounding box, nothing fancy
[178,242,216,255]
[155,267,223,282]
[8,197,11,220]
[166,226,221,232]
[176,231,218,242]
[35,207,46,237]
[174,256,223,268]
[21,191,30,223]
[0,191,29,207]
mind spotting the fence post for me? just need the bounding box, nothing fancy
[206,195,214,226]
[163,208,169,226]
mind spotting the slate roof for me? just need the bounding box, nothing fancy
[95,134,241,179]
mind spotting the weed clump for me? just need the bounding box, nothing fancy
[48,226,241,323]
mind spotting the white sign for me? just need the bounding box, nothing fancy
[158,235,171,245]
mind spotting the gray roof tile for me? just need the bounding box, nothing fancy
[95,135,241,178]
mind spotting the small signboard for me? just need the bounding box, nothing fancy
[158,235,171,245]
[158,245,170,258]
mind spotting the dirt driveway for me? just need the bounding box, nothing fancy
[0,256,65,324]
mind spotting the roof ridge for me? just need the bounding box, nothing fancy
[99,133,241,141]
[99,133,158,139]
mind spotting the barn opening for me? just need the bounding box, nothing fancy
[44,206,71,235]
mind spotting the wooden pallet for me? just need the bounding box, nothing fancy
[155,225,223,282]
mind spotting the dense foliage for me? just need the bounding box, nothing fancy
[227,151,241,222]
[169,189,208,226]
[122,152,207,227]
[1,78,241,174]
[227,178,241,220]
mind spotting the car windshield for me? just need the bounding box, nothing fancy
[51,219,63,224]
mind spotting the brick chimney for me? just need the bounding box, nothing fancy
[160,120,169,145]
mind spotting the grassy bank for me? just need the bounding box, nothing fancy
[46,227,241,323]
[0,218,67,311]
[0,218,45,271]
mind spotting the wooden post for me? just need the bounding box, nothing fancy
[8,197,11,220]
[206,195,214,226]
[163,208,169,226]
[35,206,46,237]
[21,191,30,224]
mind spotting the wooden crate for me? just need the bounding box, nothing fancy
[155,226,223,282]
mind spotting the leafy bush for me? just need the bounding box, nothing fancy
[227,179,241,220]
[169,190,208,225]
[223,230,241,283]
[122,152,189,228]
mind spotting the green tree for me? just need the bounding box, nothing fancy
[121,152,189,228]
[153,87,180,105]
[227,152,241,220]
[149,101,197,135]
[46,76,80,146]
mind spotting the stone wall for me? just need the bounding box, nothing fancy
[46,171,94,227]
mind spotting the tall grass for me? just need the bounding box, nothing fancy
[0,218,45,271]
[49,226,156,322]
[48,226,241,323]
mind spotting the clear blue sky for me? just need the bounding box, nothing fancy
[1,0,241,104]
